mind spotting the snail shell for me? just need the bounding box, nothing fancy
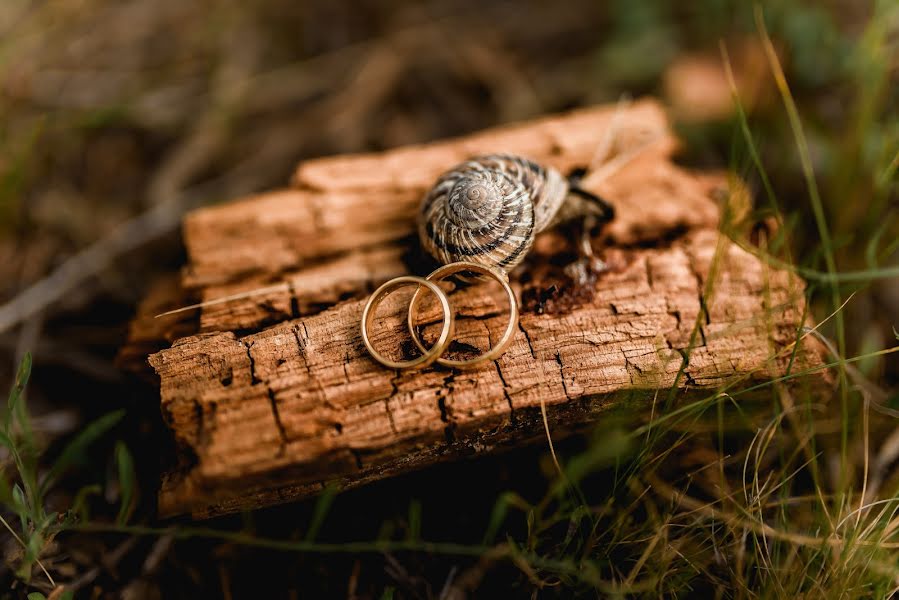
[417,154,569,272]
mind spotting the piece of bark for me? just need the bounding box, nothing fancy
[176,101,715,335]
[120,100,699,362]
[130,99,827,518]
[152,228,822,519]
[182,101,685,292]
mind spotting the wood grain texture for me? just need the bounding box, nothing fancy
[126,100,826,518]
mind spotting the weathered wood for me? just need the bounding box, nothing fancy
[127,100,826,518]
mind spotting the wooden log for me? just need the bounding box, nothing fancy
[126,100,826,518]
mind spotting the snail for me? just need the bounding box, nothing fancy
[417,154,614,274]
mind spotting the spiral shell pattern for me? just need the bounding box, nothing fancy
[418,154,568,272]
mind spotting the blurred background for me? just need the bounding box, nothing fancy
[0,0,896,597]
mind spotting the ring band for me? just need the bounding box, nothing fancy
[362,276,454,370]
[407,261,519,369]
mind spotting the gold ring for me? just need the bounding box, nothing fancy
[362,276,454,370]
[407,261,519,369]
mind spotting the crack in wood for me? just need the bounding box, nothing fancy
[349,448,364,470]
[387,369,401,398]
[438,371,457,444]
[293,326,311,370]
[685,245,710,347]
[493,360,516,425]
[342,352,351,383]
[193,399,204,444]
[240,338,287,448]
[437,395,455,444]
[286,280,301,318]
[518,320,537,359]
[266,387,288,451]
[240,339,261,385]
[554,351,571,401]
[384,398,398,435]
[622,348,637,386]
[675,348,697,388]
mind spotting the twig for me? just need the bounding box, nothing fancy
[63,535,138,592]
[0,18,265,335]
[0,202,186,334]
[141,534,174,575]
[154,283,290,319]
[438,565,458,600]
[0,133,280,334]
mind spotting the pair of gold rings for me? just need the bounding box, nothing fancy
[361,261,519,370]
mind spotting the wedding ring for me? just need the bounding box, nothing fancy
[407,261,518,369]
[361,276,454,370]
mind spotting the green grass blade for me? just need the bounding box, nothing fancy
[483,491,531,545]
[11,483,28,527]
[40,409,125,495]
[755,5,850,490]
[115,441,136,526]
[6,352,32,431]
[407,498,422,542]
[864,213,894,268]
[303,484,337,543]
[720,42,784,229]
[0,429,14,451]
[70,484,102,523]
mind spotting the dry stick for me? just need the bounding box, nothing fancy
[1,152,286,335]
[0,138,210,334]
[0,20,268,335]
[154,283,291,319]
[66,536,140,593]
[0,111,280,333]
[0,202,185,334]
